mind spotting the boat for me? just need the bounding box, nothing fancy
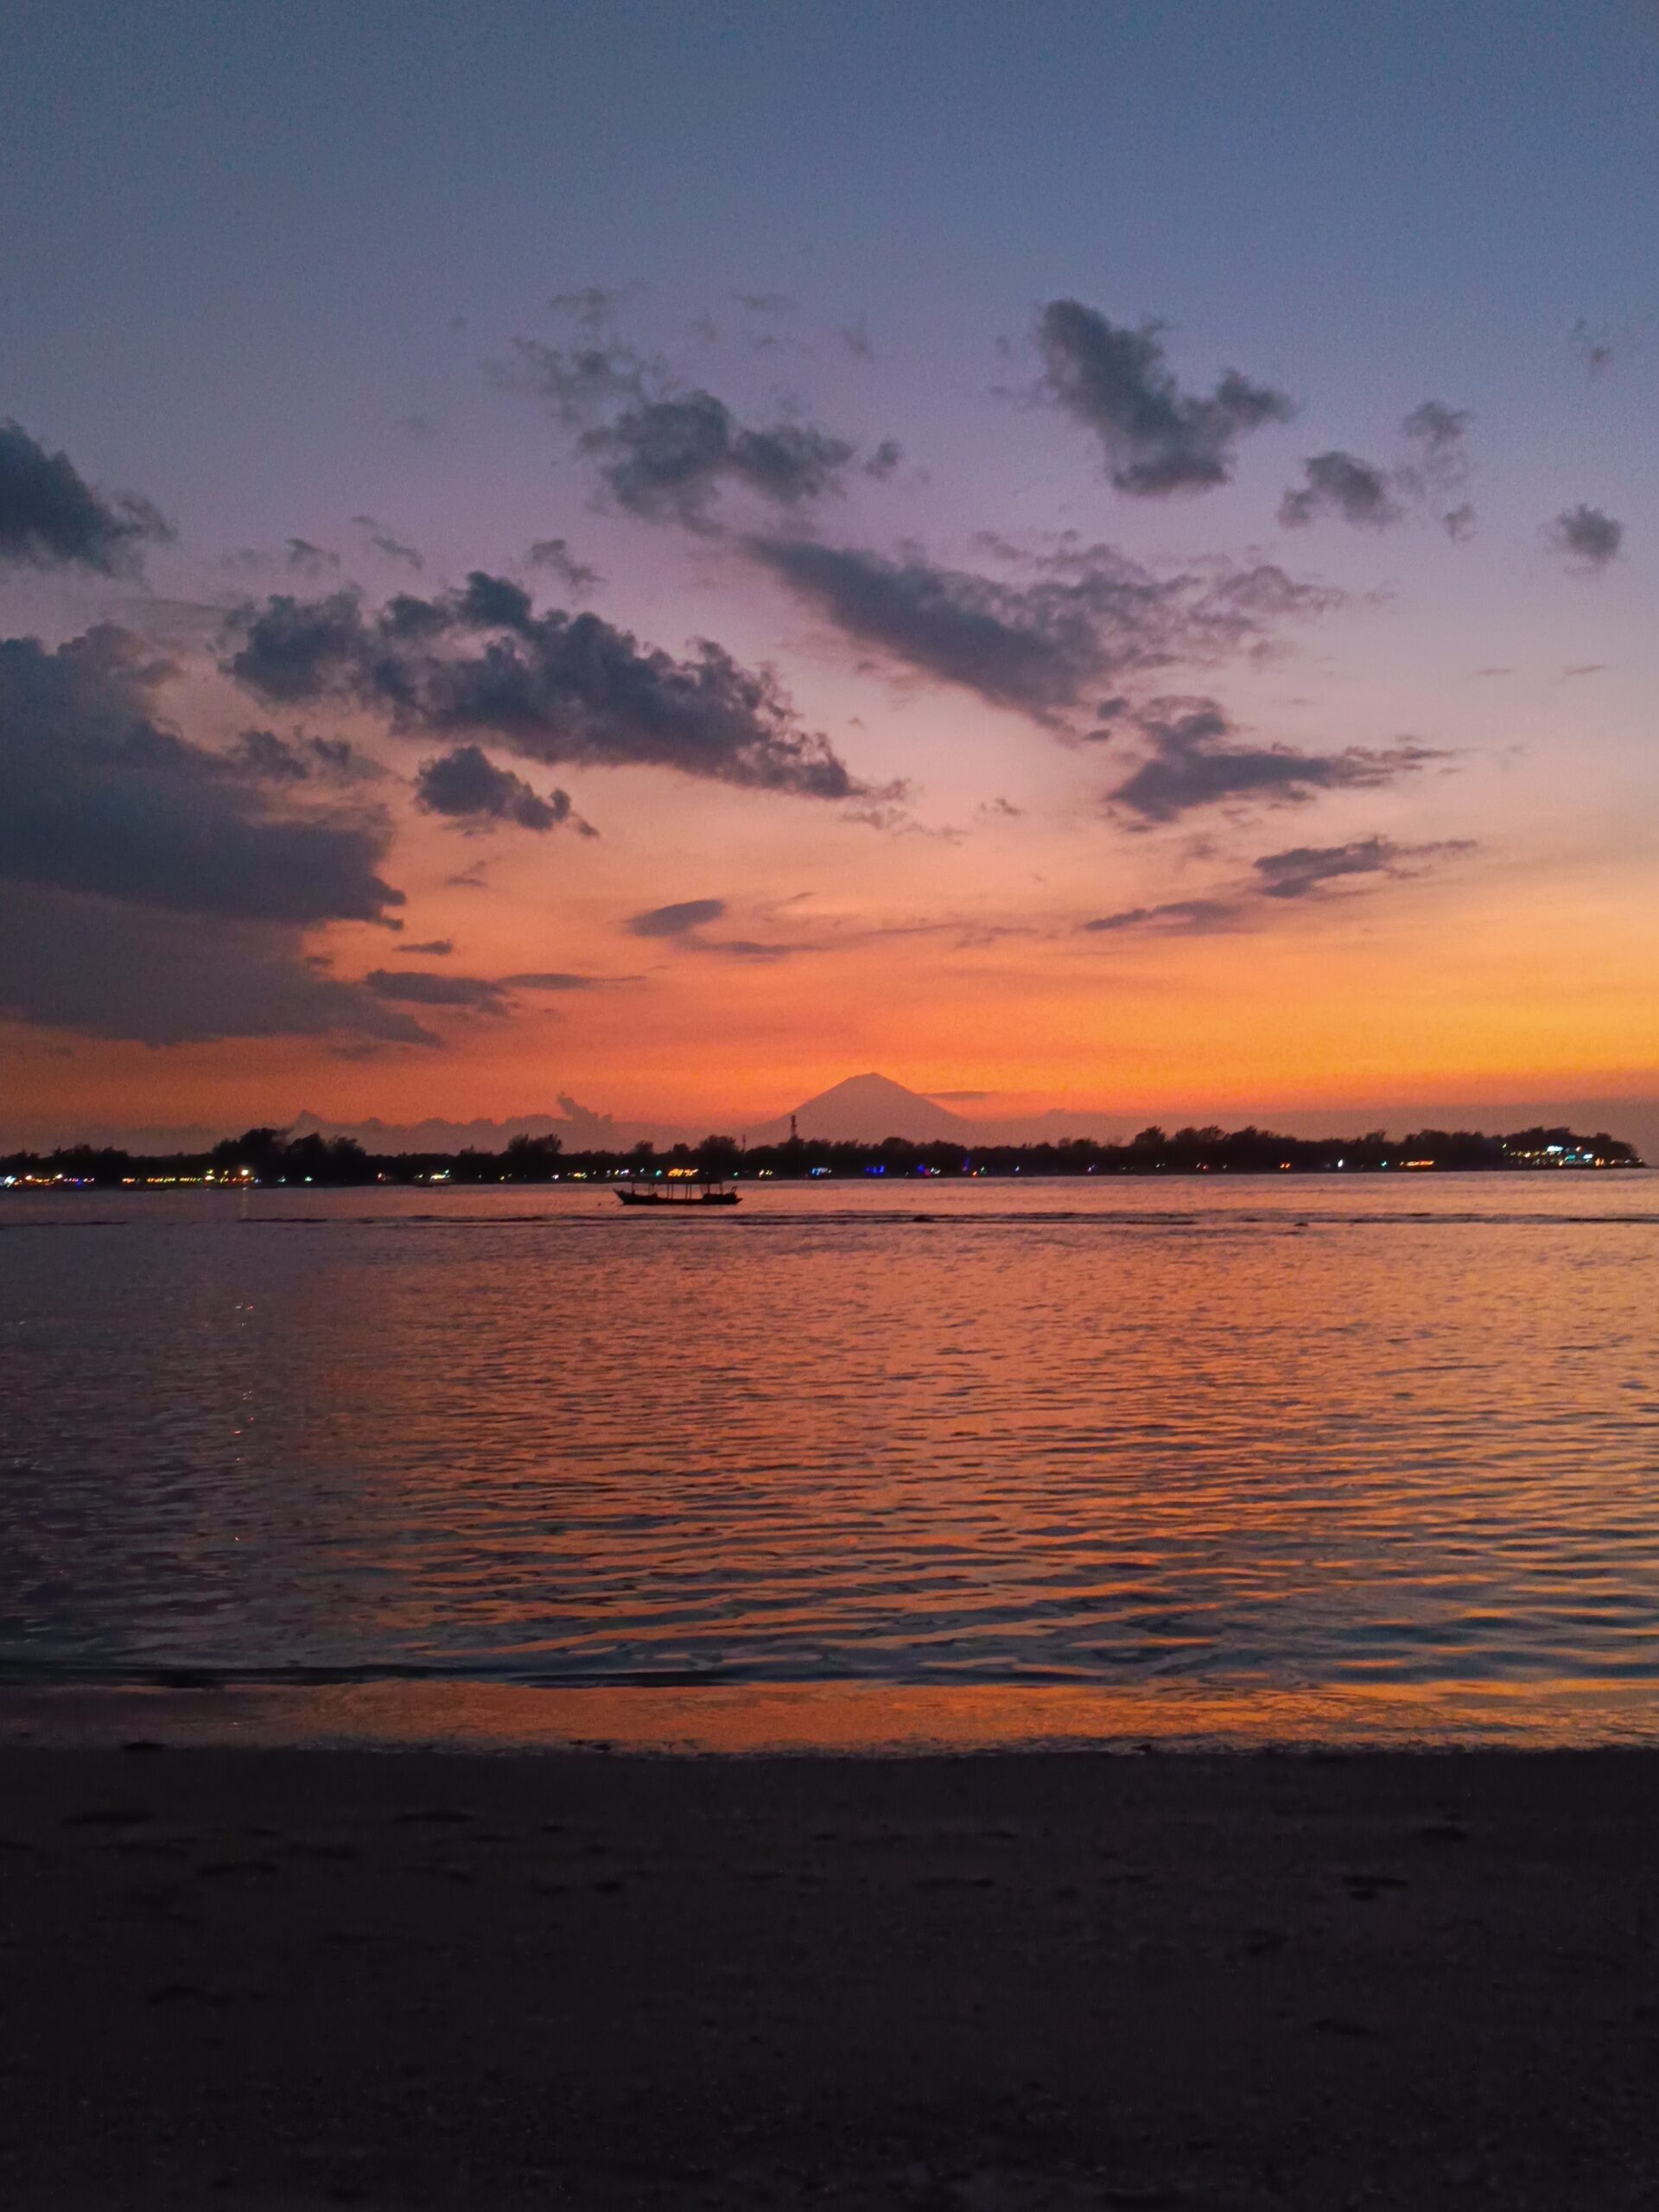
[614,1173,741,1208]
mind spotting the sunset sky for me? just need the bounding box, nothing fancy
[4,0,1657,1147]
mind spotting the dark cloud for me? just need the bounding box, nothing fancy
[233,726,310,782]
[748,536,1338,721]
[224,578,864,799]
[863,438,903,480]
[454,570,534,628]
[413,743,593,835]
[1276,405,1473,536]
[0,882,435,1048]
[842,315,874,360]
[222,591,370,703]
[0,626,402,925]
[399,938,454,955]
[703,937,824,959]
[312,734,382,782]
[1548,504,1623,571]
[1033,301,1294,495]
[1081,898,1241,935]
[1279,403,1473,537]
[524,537,601,592]
[579,392,855,524]
[1252,835,1474,899]
[0,419,173,575]
[626,897,727,938]
[365,968,509,1013]
[1279,451,1402,530]
[503,330,885,524]
[231,728,385,785]
[750,537,1095,714]
[0,625,421,1049]
[1103,695,1440,824]
[365,965,605,1016]
[499,971,610,990]
[628,909,1028,963]
[732,290,798,315]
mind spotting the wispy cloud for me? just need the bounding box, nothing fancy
[1082,897,1243,935]
[365,968,510,1013]
[748,536,1338,722]
[352,515,423,571]
[524,537,601,593]
[1101,696,1443,824]
[1251,834,1474,899]
[626,897,728,938]
[1082,834,1473,936]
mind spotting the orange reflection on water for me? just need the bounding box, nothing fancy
[1,1179,1657,1739]
[9,1676,1659,1754]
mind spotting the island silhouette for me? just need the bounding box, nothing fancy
[3,1069,1642,1192]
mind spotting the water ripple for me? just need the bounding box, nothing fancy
[1,1179,1656,1726]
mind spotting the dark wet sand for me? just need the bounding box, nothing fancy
[2,1745,1657,2208]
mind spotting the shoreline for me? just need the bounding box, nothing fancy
[7,1674,1659,1756]
[3,1739,1657,2206]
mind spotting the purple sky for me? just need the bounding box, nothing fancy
[3,1,1656,1148]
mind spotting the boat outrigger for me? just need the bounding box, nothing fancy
[614,1171,741,1208]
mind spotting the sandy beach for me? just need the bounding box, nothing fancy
[2,1743,1656,2208]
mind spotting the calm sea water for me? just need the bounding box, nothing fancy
[2,1176,1656,1745]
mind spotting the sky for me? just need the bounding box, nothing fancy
[3,0,1657,1147]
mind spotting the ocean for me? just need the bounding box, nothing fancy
[3,1174,1656,1747]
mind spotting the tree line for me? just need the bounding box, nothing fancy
[2,1121,1642,1186]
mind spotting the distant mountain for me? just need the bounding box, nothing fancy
[748,1072,973,1144]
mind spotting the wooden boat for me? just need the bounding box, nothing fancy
[614,1173,741,1207]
